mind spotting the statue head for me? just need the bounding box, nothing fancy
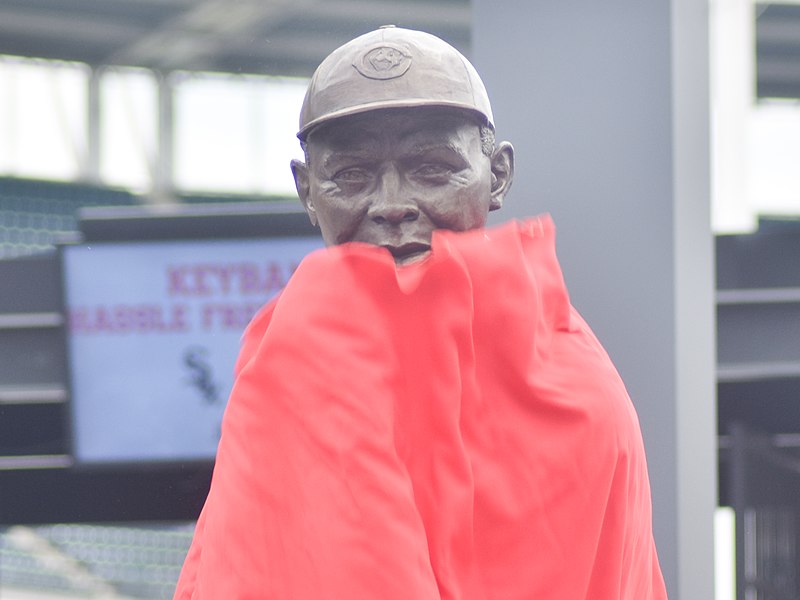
[291,26,514,264]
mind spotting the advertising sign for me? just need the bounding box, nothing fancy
[62,236,322,464]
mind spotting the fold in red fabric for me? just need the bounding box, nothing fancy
[174,216,667,599]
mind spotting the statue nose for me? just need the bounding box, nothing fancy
[367,168,419,225]
[369,202,419,225]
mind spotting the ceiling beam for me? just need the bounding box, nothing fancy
[304,0,470,29]
[0,8,140,47]
[0,0,470,74]
[757,19,800,45]
[108,0,317,70]
[758,60,800,81]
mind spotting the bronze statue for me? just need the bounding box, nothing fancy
[175,26,667,600]
[291,26,513,264]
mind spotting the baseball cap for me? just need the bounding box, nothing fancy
[297,25,494,141]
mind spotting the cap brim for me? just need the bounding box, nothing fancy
[297,99,493,141]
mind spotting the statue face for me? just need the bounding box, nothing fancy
[292,107,512,265]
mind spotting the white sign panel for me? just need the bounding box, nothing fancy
[63,236,322,464]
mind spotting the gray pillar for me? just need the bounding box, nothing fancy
[473,1,716,598]
[153,70,176,204]
[85,66,102,184]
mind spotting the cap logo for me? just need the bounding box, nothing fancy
[354,43,412,80]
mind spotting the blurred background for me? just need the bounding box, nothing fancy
[0,0,799,598]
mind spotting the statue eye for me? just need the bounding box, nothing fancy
[414,163,452,180]
[333,168,371,186]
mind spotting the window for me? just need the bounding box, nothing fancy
[100,67,158,192]
[0,56,88,181]
[173,72,306,196]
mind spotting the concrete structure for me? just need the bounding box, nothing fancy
[473,2,717,598]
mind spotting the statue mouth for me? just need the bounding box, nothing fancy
[383,242,431,264]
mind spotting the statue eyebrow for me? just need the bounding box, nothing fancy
[406,142,469,162]
[322,150,376,170]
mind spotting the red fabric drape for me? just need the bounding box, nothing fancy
[175,216,667,599]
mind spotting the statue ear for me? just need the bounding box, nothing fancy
[489,142,514,211]
[291,159,317,226]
